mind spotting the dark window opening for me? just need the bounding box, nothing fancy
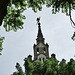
[44,48,46,53]
[39,58,41,61]
[37,48,39,51]
[44,48,45,51]
[37,48,39,54]
[43,58,44,62]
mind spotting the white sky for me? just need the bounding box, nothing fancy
[0,6,75,75]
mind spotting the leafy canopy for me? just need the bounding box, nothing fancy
[12,56,75,75]
[0,36,4,55]
[1,0,75,54]
[3,0,75,32]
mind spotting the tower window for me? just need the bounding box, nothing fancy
[43,58,44,62]
[44,48,46,53]
[37,48,39,54]
[39,58,41,61]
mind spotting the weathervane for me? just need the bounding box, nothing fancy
[36,17,41,26]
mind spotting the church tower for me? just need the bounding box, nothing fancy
[33,18,49,63]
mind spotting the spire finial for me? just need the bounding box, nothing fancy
[36,17,41,25]
[36,17,41,33]
[36,17,45,44]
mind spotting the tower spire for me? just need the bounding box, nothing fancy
[36,17,44,44]
[33,18,49,62]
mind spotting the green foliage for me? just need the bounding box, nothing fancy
[45,57,58,75]
[72,32,75,41]
[23,57,75,75]
[0,36,4,55]
[3,0,26,32]
[2,0,75,40]
[27,0,45,12]
[3,0,75,32]
[12,63,24,75]
[32,61,43,75]
[50,0,75,15]
[12,56,75,75]
[24,58,33,75]
[66,59,75,75]
[59,59,67,75]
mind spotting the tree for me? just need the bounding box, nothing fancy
[32,61,43,75]
[45,56,59,75]
[0,0,10,25]
[0,0,75,54]
[0,36,4,55]
[59,59,67,75]
[12,63,24,75]
[12,55,75,75]
[0,0,75,32]
[72,32,75,41]
[66,59,75,75]
[24,58,33,75]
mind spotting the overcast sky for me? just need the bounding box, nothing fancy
[0,6,75,75]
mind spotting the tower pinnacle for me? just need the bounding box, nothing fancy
[36,17,44,44]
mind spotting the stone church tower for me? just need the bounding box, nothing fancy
[33,18,49,63]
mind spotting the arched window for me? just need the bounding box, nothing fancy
[37,48,39,54]
[39,58,41,61]
[43,58,44,62]
[44,48,46,53]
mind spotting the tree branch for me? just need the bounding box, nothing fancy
[69,4,75,28]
